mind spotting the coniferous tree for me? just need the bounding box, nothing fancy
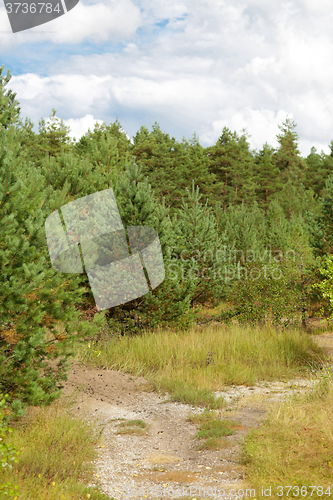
[40,146,105,201]
[171,182,228,307]
[304,147,329,197]
[0,121,106,417]
[0,65,21,129]
[273,117,307,185]
[307,174,333,257]
[316,141,333,198]
[75,118,131,161]
[131,123,218,210]
[253,143,281,212]
[273,180,318,218]
[206,127,256,208]
[104,161,195,334]
[217,199,316,326]
[36,108,76,161]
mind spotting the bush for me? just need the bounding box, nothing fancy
[0,394,20,498]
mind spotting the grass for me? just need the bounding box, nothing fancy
[76,323,327,408]
[4,320,330,499]
[242,365,333,499]
[114,419,149,435]
[0,394,112,500]
[187,409,241,450]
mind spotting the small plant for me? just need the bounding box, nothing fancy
[188,409,240,450]
[162,381,225,409]
[197,418,237,439]
[114,419,149,435]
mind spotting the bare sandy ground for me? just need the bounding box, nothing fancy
[59,333,333,500]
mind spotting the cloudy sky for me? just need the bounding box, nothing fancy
[1,0,332,156]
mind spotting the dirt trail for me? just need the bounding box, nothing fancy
[60,334,333,500]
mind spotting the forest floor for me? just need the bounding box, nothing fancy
[60,332,333,500]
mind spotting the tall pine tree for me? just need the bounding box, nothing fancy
[206,127,256,208]
[253,143,281,212]
[0,65,21,129]
[273,117,307,185]
[131,123,218,210]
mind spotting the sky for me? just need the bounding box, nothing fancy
[1,0,333,157]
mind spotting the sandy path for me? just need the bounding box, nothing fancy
[60,333,332,500]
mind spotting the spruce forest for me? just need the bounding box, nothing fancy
[1,61,333,420]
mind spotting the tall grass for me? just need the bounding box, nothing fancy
[0,394,112,500]
[242,365,333,499]
[76,323,326,407]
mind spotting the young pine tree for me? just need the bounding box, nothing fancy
[172,182,228,307]
[0,123,106,418]
[104,160,195,334]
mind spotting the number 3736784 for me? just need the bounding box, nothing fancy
[5,3,61,14]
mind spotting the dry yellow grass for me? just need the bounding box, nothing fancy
[0,394,112,500]
[242,366,333,498]
[77,323,326,407]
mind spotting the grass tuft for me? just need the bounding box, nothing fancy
[187,409,240,450]
[114,419,149,435]
[242,365,333,499]
[0,394,112,500]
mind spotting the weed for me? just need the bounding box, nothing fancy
[114,419,149,435]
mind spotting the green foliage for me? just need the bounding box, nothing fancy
[304,146,332,197]
[131,123,219,210]
[273,117,307,185]
[253,143,281,212]
[40,146,98,200]
[75,118,131,162]
[105,160,196,334]
[313,255,333,317]
[216,202,317,326]
[0,123,107,417]
[75,119,130,191]
[309,174,333,257]
[171,181,228,306]
[0,394,20,498]
[273,180,318,218]
[0,65,21,129]
[206,126,256,208]
[37,108,75,159]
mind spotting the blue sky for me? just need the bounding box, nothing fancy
[1,0,333,156]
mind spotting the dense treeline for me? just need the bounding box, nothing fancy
[2,64,333,415]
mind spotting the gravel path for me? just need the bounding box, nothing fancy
[60,333,332,500]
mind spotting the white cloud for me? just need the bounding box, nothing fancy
[0,0,142,45]
[5,0,333,156]
[200,108,289,151]
[46,0,143,44]
[62,114,104,141]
